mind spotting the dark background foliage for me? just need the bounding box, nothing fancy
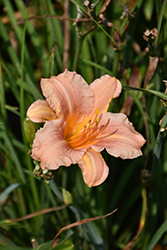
[0,0,167,249]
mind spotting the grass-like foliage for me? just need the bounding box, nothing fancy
[0,0,167,249]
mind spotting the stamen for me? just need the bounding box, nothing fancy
[96,108,99,116]
[96,118,100,123]
[75,128,118,149]
[79,119,111,145]
[68,117,111,149]
[90,129,118,142]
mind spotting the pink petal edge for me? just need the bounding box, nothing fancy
[78,149,109,187]
[75,75,122,133]
[27,100,57,123]
[91,112,146,159]
[90,75,122,114]
[31,119,86,170]
[40,70,95,136]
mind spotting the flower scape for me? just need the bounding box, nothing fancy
[27,70,145,187]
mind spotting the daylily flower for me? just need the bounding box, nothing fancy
[27,70,145,187]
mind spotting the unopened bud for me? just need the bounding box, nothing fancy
[62,188,72,206]
[42,169,48,175]
[23,117,37,145]
[84,1,89,7]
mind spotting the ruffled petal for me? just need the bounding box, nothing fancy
[78,149,109,187]
[91,113,146,159]
[27,100,57,123]
[31,119,86,170]
[90,75,122,114]
[40,69,94,136]
[75,75,122,133]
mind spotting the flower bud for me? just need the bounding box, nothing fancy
[23,117,37,145]
[62,188,72,206]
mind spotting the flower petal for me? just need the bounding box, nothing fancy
[27,100,57,123]
[75,75,122,133]
[90,75,122,114]
[40,69,94,136]
[78,149,109,187]
[91,113,146,159]
[31,119,86,169]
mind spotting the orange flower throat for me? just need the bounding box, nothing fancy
[67,115,110,150]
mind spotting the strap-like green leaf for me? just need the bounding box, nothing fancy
[146,220,167,250]
[0,183,20,203]
[123,86,167,101]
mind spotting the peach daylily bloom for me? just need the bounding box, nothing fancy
[27,69,145,187]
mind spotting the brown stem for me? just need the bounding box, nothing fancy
[63,0,70,70]
[51,209,118,247]
[13,15,91,28]
[3,205,66,223]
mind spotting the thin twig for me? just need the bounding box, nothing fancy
[13,14,91,28]
[3,204,66,223]
[114,0,134,17]
[51,209,118,247]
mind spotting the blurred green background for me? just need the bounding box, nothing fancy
[0,0,167,249]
